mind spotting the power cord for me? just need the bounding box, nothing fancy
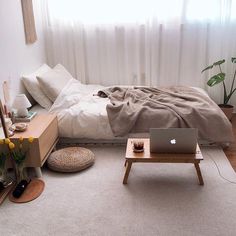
[206,152,236,185]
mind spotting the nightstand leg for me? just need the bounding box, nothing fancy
[35,167,42,178]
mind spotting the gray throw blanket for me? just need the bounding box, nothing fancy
[98,86,234,143]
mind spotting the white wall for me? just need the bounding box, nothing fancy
[0,0,46,104]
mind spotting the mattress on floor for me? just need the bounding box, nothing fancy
[48,79,233,146]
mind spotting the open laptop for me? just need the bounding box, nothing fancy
[150,128,198,154]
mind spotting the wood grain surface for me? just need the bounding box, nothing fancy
[9,179,45,203]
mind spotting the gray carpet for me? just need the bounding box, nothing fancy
[1,145,236,236]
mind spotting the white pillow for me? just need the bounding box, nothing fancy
[22,64,53,110]
[36,64,73,102]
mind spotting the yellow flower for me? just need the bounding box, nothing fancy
[5,138,10,144]
[0,139,4,145]
[28,137,34,143]
[19,144,23,149]
[8,142,15,149]
[19,137,24,143]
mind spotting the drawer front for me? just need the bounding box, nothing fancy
[5,140,41,168]
[4,116,58,168]
[26,117,58,167]
[38,117,58,162]
[26,140,41,167]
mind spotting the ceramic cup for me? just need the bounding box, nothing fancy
[5,118,13,136]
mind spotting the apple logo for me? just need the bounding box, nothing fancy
[170,139,176,145]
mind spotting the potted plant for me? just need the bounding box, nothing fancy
[8,137,34,182]
[0,137,34,183]
[202,57,236,120]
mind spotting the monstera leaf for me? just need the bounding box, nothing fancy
[201,60,225,73]
[201,64,213,73]
[202,58,236,105]
[213,59,225,66]
[207,73,225,87]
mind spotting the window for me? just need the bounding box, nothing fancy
[47,0,236,25]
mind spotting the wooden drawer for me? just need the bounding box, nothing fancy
[4,114,59,168]
[26,117,58,167]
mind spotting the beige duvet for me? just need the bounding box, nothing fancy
[98,86,234,143]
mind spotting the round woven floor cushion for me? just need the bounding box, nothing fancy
[47,147,95,173]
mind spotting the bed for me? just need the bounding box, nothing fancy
[24,64,234,146]
[28,79,233,146]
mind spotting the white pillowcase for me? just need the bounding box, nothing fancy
[22,64,53,110]
[36,64,73,102]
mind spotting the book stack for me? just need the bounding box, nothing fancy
[14,111,37,123]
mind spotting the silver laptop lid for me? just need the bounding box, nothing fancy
[150,128,198,154]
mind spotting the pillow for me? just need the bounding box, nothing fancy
[36,64,73,102]
[22,64,53,110]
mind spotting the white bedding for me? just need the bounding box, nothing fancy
[49,79,114,139]
[49,79,211,140]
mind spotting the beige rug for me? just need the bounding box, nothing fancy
[1,145,236,236]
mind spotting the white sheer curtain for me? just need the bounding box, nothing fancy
[43,0,236,104]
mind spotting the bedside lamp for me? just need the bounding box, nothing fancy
[12,94,31,117]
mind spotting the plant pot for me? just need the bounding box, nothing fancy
[218,104,234,121]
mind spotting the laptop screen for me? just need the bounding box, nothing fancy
[149,128,198,154]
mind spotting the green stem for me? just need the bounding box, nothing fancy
[219,65,227,104]
[230,68,236,94]
[225,87,236,104]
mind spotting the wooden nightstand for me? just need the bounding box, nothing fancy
[11,114,59,177]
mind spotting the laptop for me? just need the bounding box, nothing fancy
[150,128,198,154]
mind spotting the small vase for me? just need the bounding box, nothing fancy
[16,163,27,183]
[0,167,8,182]
[0,154,7,181]
[0,165,13,187]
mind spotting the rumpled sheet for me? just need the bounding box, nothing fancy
[49,79,114,139]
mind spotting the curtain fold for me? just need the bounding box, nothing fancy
[42,0,236,105]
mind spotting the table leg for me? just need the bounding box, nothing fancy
[124,160,127,167]
[123,161,132,184]
[35,167,42,178]
[194,163,204,185]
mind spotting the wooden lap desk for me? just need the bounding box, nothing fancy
[123,138,204,185]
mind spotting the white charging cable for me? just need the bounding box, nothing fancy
[206,152,236,185]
